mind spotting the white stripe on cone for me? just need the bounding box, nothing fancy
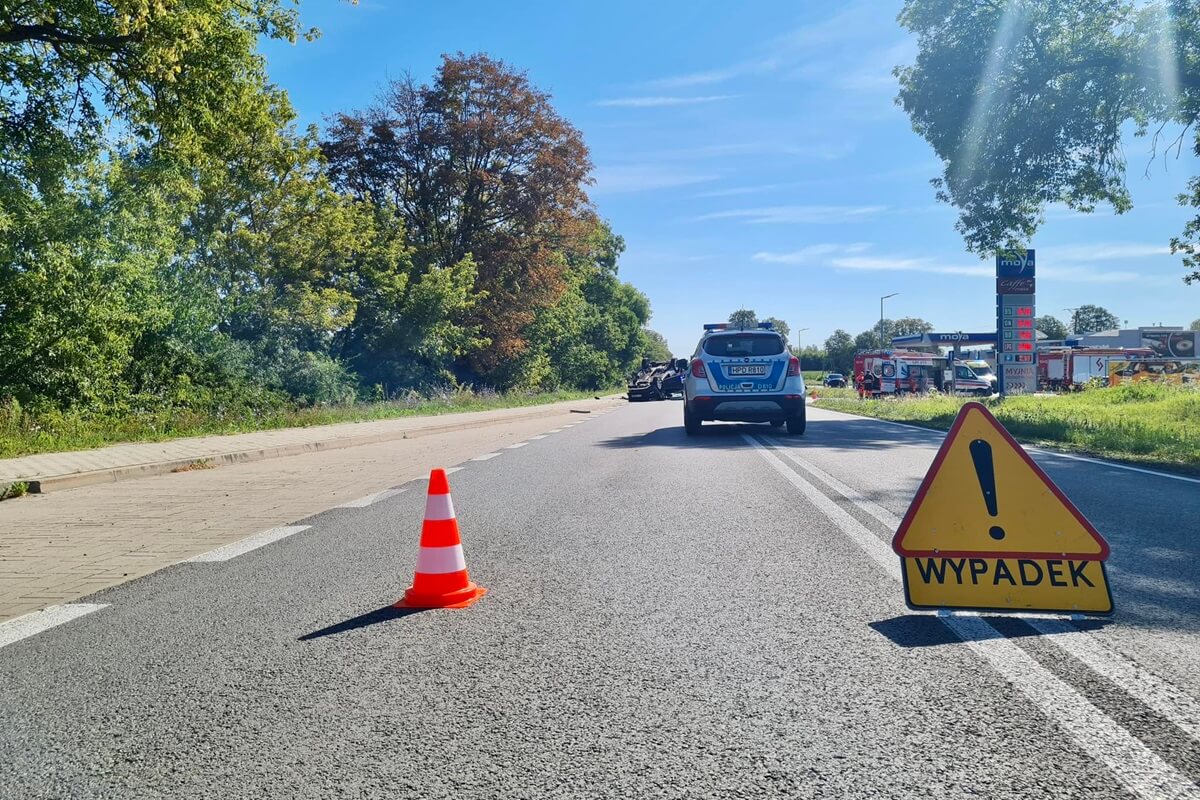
[415,544,466,574]
[424,492,455,521]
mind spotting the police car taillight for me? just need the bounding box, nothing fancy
[787,356,801,377]
[691,359,707,378]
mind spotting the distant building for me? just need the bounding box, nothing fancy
[1065,327,1196,359]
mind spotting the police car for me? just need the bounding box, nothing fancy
[683,322,807,435]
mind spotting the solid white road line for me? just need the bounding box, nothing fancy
[744,436,1199,800]
[770,438,1200,747]
[472,453,500,461]
[334,487,406,509]
[529,435,548,440]
[0,604,108,650]
[186,526,311,563]
[506,442,529,449]
[445,467,464,474]
[546,428,564,434]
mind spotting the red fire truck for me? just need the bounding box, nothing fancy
[1038,347,1155,391]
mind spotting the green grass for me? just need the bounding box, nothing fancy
[0,387,617,459]
[815,383,1200,471]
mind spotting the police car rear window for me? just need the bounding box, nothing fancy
[703,333,785,357]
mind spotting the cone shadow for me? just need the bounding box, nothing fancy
[299,603,427,641]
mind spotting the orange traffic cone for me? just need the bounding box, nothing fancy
[395,469,487,609]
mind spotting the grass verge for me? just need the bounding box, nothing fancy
[813,383,1200,472]
[0,387,618,460]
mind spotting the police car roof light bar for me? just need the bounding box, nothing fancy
[703,323,728,331]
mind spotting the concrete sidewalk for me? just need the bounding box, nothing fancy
[0,396,625,622]
[0,398,613,493]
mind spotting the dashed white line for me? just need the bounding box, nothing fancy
[529,435,548,440]
[0,604,108,650]
[505,442,528,449]
[445,467,464,474]
[335,487,406,508]
[186,526,311,562]
[745,435,1199,800]
[769,438,1200,748]
[472,453,501,461]
[546,428,564,434]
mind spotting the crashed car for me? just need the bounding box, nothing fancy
[627,359,687,401]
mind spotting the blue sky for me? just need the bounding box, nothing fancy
[264,0,1200,355]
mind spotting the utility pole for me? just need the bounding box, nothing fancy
[1064,307,1079,335]
[880,293,898,349]
[796,327,810,355]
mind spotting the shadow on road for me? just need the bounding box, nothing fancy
[299,604,427,641]
[597,422,792,450]
[870,614,1109,649]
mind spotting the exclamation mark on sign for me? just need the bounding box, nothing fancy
[969,438,1006,541]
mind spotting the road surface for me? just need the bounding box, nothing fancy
[2,401,1198,798]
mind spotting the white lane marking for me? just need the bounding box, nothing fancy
[770,439,1200,747]
[471,453,500,461]
[546,428,564,434]
[0,604,108,650]
[822,409,1200,485]
[1027,449,1200,486]
[744,436,1199,799]
[1026,618,1200,742]
[506,442,529,449]
[335,487,406,509]
[186,526,311,562]
[529,435,548,440]
[445,467,464,474]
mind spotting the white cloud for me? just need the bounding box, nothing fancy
[693,205,888,224]
[594,95,738,108]
[830,256,993,277]
[646,3,905,93]
[752,243,871,263]
[591,165,721,195]
[1040,243,1172,262]
[645,60,776,90]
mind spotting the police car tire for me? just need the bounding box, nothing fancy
[684,406,702,435]
[786,411,806,435]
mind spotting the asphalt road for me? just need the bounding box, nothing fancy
[2,401,1198,799]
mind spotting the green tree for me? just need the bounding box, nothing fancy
[762,317,790,340]
[896,1,1200,283]
[891,317,934,336]
[0,1,316,205]
[1071,304,1121,334]
[728,309,758,329]
[824,329,856,374]
[0,158,178,406]
[799,345,826,371]
[640,329,673,362]
[1189,318,1200,331]
[1036,315,1071,340]
[499,220,650,391]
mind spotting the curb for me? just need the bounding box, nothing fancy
[12,400,620,494]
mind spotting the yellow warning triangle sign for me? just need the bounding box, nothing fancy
[892,402,1109,561]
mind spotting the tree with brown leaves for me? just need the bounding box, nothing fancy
[323,52,594,382]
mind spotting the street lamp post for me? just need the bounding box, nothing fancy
[795,326,810,373]
[880,293,899,349]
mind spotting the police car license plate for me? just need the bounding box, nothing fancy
[728,364,767,376]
